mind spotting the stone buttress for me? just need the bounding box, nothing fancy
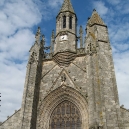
[20,28,43,129]
[85,10,121,129]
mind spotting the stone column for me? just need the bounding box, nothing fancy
[20,28,43,129]
[66,13,69,29]
[72,15,76,34]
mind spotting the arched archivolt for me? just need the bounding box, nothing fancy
[37,85,89,129]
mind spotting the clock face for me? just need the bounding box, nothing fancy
[60,35,68,41]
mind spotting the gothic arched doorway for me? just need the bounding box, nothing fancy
[50,100,81,129]
[37,86,89,129]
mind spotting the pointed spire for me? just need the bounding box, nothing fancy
[35,27,41,44]
[40,34,45,48]
[41,34,45,47]
[59,0,75,13]
[51,30,55,39]
[88,9,106,26]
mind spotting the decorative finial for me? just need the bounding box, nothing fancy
[51,30,55,38]
[50,30,55,53]
[88,17,90,20]
[93,9,96,12]
[41,35,45,46]
[35,27,41,44]
[121,105,124,108]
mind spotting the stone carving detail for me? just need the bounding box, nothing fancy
[77,48,85,55]
[37,86,88,129]
[61,73,66,82]
[53,51,76,67]
[86,42,97,55]
[98,126,103,129]
[29,52,38,64]
[41,35,51,59]
[90,124,103,129]
[59,31,68,36]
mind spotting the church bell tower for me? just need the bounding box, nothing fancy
[1,0,129,129]
[53,0,77,66]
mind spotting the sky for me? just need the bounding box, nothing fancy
[0,0,129,122]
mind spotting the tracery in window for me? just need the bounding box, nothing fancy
[63,16,66,28]
[50,101,81,129]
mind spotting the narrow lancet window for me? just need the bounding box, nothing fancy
[69,16,72,29]
[63,15,66,28]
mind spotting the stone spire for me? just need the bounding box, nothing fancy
[88,9,106,26]
[59,0,75,13]
[35,27,41,44]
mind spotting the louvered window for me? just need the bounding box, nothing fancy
[50,101,81,129]
[63,16,66,28]
[69,16,72,29]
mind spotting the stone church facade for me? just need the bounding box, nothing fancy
[0,0,129,129]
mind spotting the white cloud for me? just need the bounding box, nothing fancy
[106,0,129,15]
[0,29,35,60]
[48,0,63,8]
[0,0,42,122]
[0,0,64,122]
[106,0,120,5]
[0,0,41,36]
[113,51,129,108]
[93,1,108,16]
[0,0,5,6]
[0,61,26,121]
[0,29,35,122]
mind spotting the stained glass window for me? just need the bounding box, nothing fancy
[50,101,81,129]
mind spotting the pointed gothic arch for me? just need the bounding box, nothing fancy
[37,86,89,129]
[50,100,81,129]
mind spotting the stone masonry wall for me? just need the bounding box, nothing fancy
[120,107,129,129]
[37,56,88,128]
[0,109,21,129]
[38,56,87,101]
